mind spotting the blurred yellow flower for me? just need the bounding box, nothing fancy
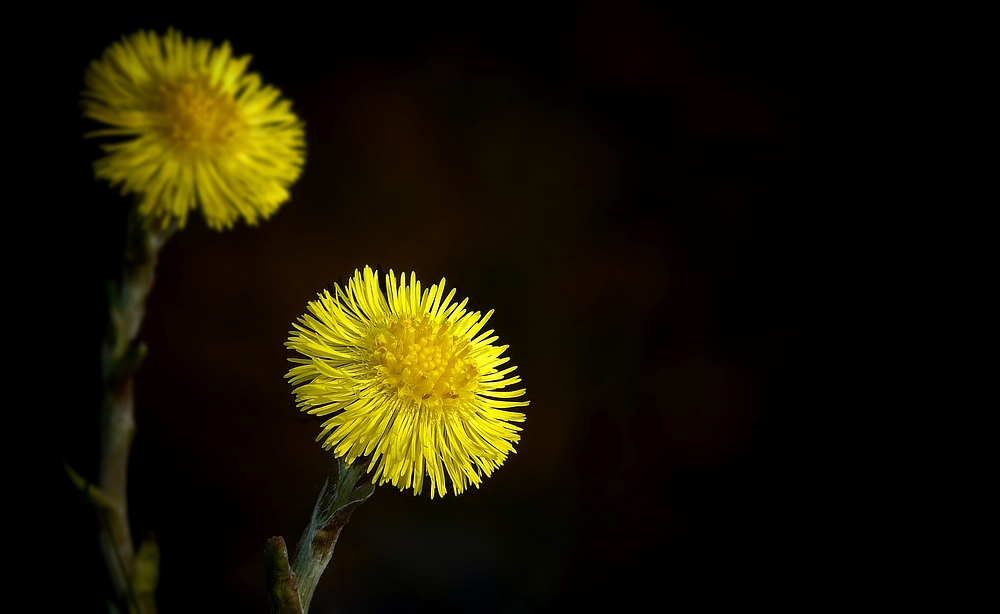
[287,266,528,498]
[82,28,305,230]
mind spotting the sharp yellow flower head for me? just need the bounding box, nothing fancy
[82,28,305,230]
[287,266,528,498]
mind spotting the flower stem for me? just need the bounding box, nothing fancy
[265,456,375,613]
[98,204,175,613]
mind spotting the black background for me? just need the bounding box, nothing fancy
[35,2,841,611]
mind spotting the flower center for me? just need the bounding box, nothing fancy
[158,77,245,152]
[372,314,480,415]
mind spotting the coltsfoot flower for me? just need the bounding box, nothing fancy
[287,266,528,498]
[82,28,305,230]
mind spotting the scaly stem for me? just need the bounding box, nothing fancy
[98,204,176,613]
[265,456,375,614]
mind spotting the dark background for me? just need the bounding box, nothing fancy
[40,2,837,611]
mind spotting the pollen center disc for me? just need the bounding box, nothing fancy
[372,314,480,415]
[158,78,245,152]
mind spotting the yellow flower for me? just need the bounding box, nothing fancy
[82,28,305,230]
[287,266,528,498]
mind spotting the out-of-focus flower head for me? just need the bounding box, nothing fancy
[82,28,305,230]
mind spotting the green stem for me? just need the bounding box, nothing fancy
[98,204,176,613]
[265,456,375,614]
